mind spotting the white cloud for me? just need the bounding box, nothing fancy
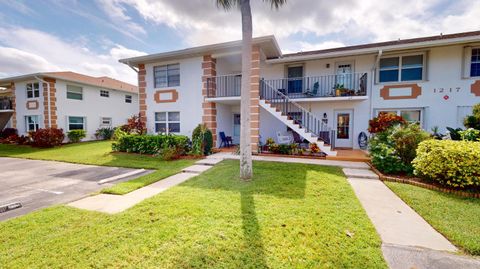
[95,0,146,35]
[0,27,145,84]
[98,0,479,53]
[0,47,58,74]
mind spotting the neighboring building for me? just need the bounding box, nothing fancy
[0,72,139,140]
[119,31,480,156]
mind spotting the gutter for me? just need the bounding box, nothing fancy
[369,50,383,125]
[34,76,51,128]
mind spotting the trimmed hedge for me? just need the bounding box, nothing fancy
[31,128,65,148]
[67,129,86,143]
[413,140,480,188]
[112,134,190,155]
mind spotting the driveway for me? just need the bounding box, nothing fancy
[0,157,152,221]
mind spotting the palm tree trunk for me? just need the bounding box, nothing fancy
[239,0,253,180]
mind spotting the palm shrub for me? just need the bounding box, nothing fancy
[67,130,86,143]
[191,124,213,156]
[95,127,115,140]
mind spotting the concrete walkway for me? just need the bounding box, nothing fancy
[69,158,221,214]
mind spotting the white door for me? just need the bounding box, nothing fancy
[233,113,240,144]
[336,63,353,90]
[334,110,353,148]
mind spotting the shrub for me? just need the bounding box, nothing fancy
[369,123,430,174]
[413,140,480,188]
[31,128,64,148]
[268,143,279,153]
[120,114,146,135]
[368,114,405,134]
[95,127,115,140]
[459,128,480,141]
[158,145,183,161]
[446,127,463,140]
[265,137,275,146]
[390,123,431,165]
[463,103,480,130]
[309,143,320,153]
[0,128,17,139]
[67,130,86,143]
[112,133,190,155]
[191,124,213,156]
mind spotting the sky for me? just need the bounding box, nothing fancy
[0,0,479,85]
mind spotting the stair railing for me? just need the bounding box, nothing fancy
[260,79,332,145]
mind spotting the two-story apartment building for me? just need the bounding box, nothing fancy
[0,71,139,140]
[120,31,480,156]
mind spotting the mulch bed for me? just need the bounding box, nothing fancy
[368,163,480,199]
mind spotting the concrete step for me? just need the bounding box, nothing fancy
[343,168,379,179]
[195,158,223,166]
[182,165,213,174]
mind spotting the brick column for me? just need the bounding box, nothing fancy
[138,64,147,126]
[10,82,16,129]
[42,78,57,128]
[202,55,217,146]
[250,45,261,152]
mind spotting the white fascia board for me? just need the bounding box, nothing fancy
[269,35,480,64]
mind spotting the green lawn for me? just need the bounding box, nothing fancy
[0,141,196,194]
[386,182,480,256]
[0,160,386,268]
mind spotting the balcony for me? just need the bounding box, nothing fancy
[0,97,13,111]
[206,73,367,100]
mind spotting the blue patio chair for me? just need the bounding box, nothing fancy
[219,132,233,148]
[305,82,319,97]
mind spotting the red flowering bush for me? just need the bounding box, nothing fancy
[120,113,146,135]
[0,134,29,145]
[368,114,406,133]
[0,128,18,138]
[309,143,320,153]
[31,128,65,148]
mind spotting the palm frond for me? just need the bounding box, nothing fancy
[264,0,286,9]
[216,0,240,10]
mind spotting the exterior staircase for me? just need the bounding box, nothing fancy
[0,97,13,131]
[260,80,336,156]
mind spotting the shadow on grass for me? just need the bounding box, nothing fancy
[180,160,313,267]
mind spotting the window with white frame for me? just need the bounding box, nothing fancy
[379,54,424,83]
[154,64,180,88]
[470,48,480,77]
[25,115,40,132]
[125,95,132,103]
[154,112,180,133]
[26,82,40,99]
[67,85,83,100]
[100,90,109,97]
[376,109,422,124]
[100,117,112,127]
[68,116,85,130]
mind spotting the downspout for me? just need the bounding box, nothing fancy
[34,76,51,128]
[369,50,383,123]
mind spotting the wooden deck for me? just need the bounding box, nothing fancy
[326,149,370,162]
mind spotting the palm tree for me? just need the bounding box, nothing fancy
[216,0,286,180]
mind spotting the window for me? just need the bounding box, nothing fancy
[125,95,132,103]
[470,48,480,77]
[377,109,422,123]
[100,90,109,97]
[154,64,180,88]
[26,82,40,99]
[68,116,85,130]
[154,112,180,133]
[100,117,112,127]
[67,85,83,100]
[379,54,424,83]
[25,115,40,132]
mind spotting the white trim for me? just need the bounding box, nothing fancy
[66,116,86,131]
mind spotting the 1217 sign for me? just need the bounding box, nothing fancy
[433,87,461,93]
